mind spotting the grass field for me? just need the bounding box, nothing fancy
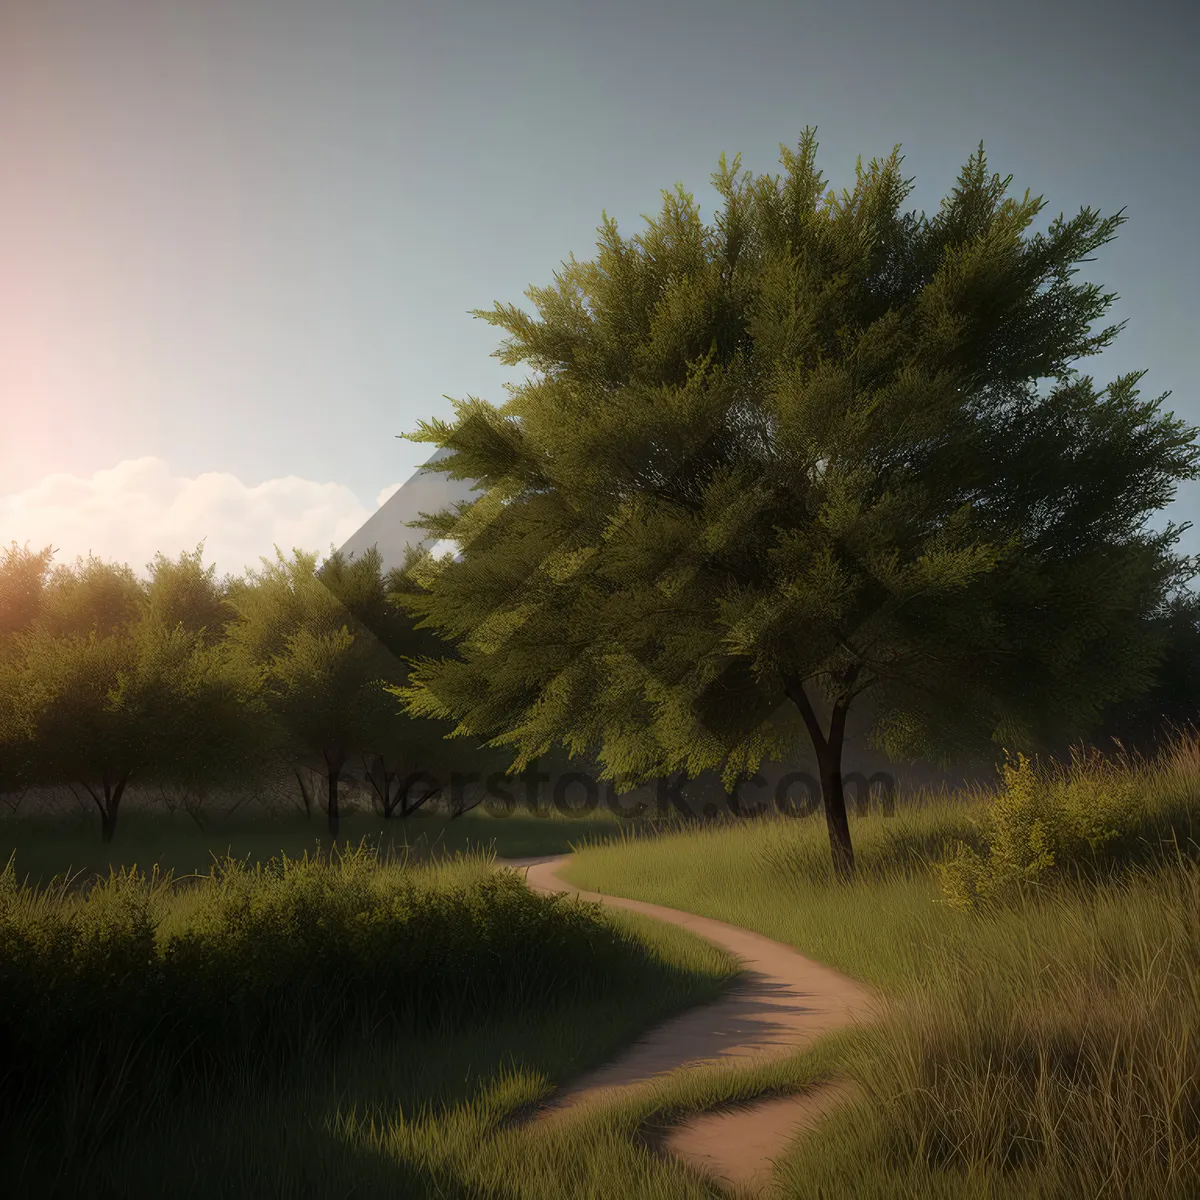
[562,739,1200,1198]
[4,742,1197,1198]
[0,803,644,887]
[0,844,740,1198]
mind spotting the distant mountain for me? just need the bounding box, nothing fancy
[338,448,476,571]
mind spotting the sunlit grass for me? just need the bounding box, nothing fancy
[563,736,1200,1198]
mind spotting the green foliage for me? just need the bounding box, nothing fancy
[225,547,450,830]
[396,127,1200,877]
[937,751,1147,909]
[1094,590,1200,752]
[227,549,404,743]
[37,553,146,639]
[0,541,54,648]
[0,846,697,1151]
[1,550,267,836]
[9,620,263,828]
[0,539,502,839]
[145,543,236,644]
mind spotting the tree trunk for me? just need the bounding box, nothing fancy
[325,751,344,841]
[815,739,855,882]
[784,677,856,881]
[364,754,397,818]
[98,773,129,845]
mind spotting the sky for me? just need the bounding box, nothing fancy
[1,0,1197,578]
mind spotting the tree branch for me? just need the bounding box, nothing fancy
[0,786,28,815]
[75,781,105,815]
[782,676,828,754]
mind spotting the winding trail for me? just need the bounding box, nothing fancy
[498,854,879,1195]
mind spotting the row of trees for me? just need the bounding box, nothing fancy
[0,541,502,840]
[3,519,1195,851]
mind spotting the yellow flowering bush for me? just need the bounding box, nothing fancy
[939,751,1145,910]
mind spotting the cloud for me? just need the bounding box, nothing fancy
[374,481,404,507]
[0,457,404,579]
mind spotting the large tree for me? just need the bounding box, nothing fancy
[396,130,1200,880]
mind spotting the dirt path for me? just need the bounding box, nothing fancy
[498,854,878,1196]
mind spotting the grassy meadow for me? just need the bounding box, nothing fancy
[1,739,1197,1198]
[0,801,642,888]
[0,843,739,1197]
[563,737,1200,1198]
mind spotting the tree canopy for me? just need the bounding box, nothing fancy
[1,550,262,839]
[221,546,497,836]
[396,128,1200,879]
[0,542,55,647]
[0,540,506,841]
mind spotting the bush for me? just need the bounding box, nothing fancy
[938,750,1146,909]
[0,845,658,1147]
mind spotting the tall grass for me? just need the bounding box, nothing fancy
[6,739,1197,1197]
[0,842,737,1194]
[565,735,1200,1198]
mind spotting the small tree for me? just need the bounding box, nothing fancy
[358,707,510,821]
[37,553,146,639]
[397,129,1200,880]
[226,548,414,837]
[0,542,54,807]
[142,547,265,820]
[361,746,444,819]
[7,590,261,842]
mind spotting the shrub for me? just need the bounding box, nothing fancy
[939,751,1145,909]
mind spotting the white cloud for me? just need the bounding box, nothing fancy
[0,457,404,579]
[374,481,404,507]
